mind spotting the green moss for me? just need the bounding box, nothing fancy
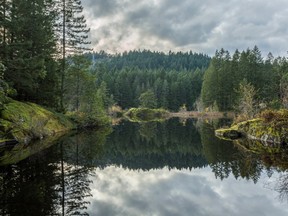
[0,100,75,143]
[216,110,288,153]
[215,128,242,140]
[125,108,169,122]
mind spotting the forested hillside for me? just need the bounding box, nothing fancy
[1,1,287,115]
[0,1,211,113]
[88,48,288,113]
[89,50,211,111]
[201,47,288,113]
[88,50,210,71]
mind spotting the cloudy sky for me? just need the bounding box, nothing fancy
[82,0,288,56]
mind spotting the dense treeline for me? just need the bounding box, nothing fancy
[89,50,210,71]
[0,0,211,113]
[1,1,287,115]
[201,46,288,112]
[90,50,210,111]
[94,65,205,111]
[0,0,110,124]
[90,47,288,113]
[0,0,57,103]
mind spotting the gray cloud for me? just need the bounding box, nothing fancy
[125,1,217,46]
[82,0,288,55]
[84,0,119,17]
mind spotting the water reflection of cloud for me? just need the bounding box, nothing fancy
[87,166,288,216]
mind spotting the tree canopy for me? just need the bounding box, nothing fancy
[1,1,287,116]
[201,46,288,111]
[90,50,210,111]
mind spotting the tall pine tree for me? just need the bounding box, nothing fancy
[0,0,57,101]
[56,0,91,110]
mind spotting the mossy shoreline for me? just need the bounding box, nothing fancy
[124,108,169,122]
[215,109,288,152]
[123,107,233,123]
[0,99,76,145]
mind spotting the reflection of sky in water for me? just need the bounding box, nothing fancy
[87,166,288,216]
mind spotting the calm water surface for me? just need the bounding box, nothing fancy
[0,118,288,216]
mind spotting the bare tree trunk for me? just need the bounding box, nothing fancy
[60,0,66,111]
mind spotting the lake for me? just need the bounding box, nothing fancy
[0,118,288,216]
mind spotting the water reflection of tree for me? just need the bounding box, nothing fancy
[94,119,206,170]
[59,127,111,215]
[0,150,61,215]
[60,145,93,216]
[197,119,288,203]
[261,151,288,203]
[198,119,263,183]
[275,173,288,202]
[139,122,157,141]
[0,126,111,215]
[59,140,92,216]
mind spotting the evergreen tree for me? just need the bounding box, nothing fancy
[1,0,56,101]
[64,55,91,111]
[97,81,114,109]
[139,89,157,108]
[201,57,220,110]
[161,79,169,108]
[200,46,283,111]
[57,0,91,110]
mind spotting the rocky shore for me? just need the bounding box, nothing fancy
[215,109,288,151]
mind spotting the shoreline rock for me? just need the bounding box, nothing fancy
[216,111,288,151]
[0,100,75,144]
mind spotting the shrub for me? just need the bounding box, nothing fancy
[258,109,288,123]
[233,114,250,125]
[108,105,123,117]
[258,109,288,133]
[258,109,276,123]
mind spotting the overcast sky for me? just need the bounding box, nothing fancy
[82,0,288,56]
